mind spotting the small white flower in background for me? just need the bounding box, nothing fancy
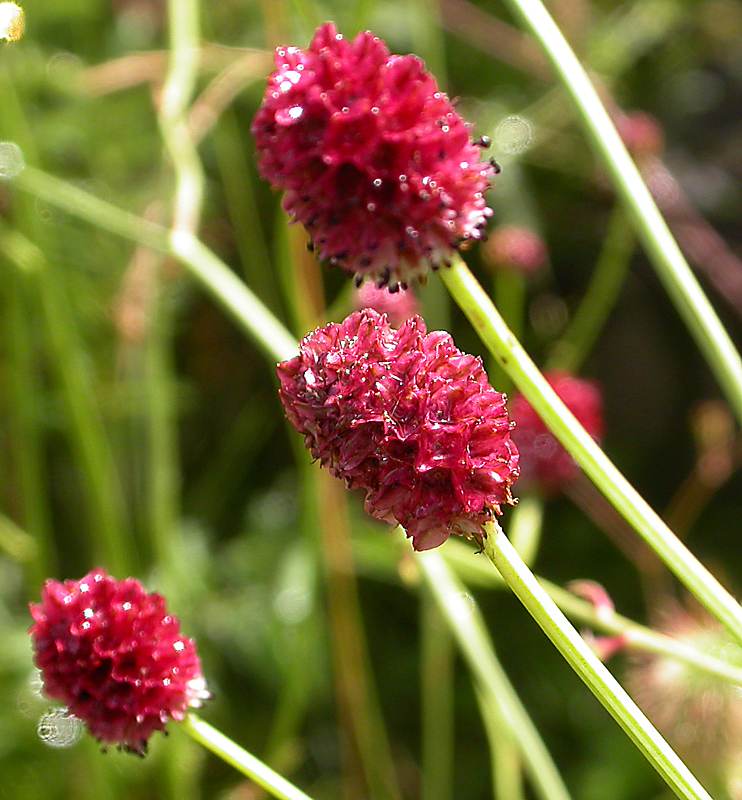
[0,2,24,42]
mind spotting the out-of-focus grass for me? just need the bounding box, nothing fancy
[0,1,740,798]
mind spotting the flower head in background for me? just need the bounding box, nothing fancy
[277,309,519,550]
[616,111,664,161]
[253,22,495,290]
[511,371,603,491]
[626,605,742,788]
[353,281,418,326]
[483,225,547,276]
[29,569,208,754]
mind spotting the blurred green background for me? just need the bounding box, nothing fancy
[1,0,740,798]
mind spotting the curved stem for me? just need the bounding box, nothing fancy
[441,257,742,644]
[483,521,711,800]
[418,549,573,800]
[181,714,314,800]
[499,0,742,423]
[440,538,742,686]
[549,206,634,372]
[11,167,296,362]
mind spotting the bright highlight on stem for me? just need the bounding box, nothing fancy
[182,715,314,800]
[484,522,712,800]
[441,256,742,645]
[498,0,742,424]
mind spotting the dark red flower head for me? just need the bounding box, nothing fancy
[484,225,547,276]
[510,371,604,491]
[277,309,519,550]
[29,569,208,754]
[253,22,495,290]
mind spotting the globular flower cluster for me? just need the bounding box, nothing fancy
[484,225,547,276]
[354,281,418,326]
[511,372,604,491]
[29,569,208,754]
[253,22,495,290]
[277,309,520,550]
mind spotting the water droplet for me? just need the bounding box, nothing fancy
[495,115,533,154]
[37,709,83,749]
[372,178,382,188]
[0,141,25,179]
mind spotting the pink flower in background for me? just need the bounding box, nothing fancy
[253,22,495,290]
[277,309,519,550]
[616,111,664,160]
[483,225,547,276]
[30,569,208,754]
[353,281,418,326]
[511,372,603,491]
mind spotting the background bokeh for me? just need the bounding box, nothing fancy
[1,1,740,798]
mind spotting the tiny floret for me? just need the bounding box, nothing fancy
[510,371,603,491]
[277,309,519,550]
[253,22,495,289]
[29,569,208,754]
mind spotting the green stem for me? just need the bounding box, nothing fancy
[11,167,296,362]
[483,521,711,800]
[441,540,742,686]
[0,511,37,564]
[181,715,314,800]
[550,206,634,372]
[499,0,742,422]
[440,537,742,686]
[421,590,454,800]
[5,262,54,585]
[417,548,572,800]
[475,686,525,800]
[441,257,742,644]
[2,226,129,574]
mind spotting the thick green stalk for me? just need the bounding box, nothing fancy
[418,549,572,800]
[441,257,742,644]
[499,0,742,422]
[11,167,296,362]
[441,538,742,687]
[181,715,314,800]
[550,206,634,372]
[421,590,454,800]
[483,521,711,800]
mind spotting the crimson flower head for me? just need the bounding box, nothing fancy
[253,22,495,290]
[29,569,208,754]
[354,281,418,326]
[484,225,547,276]
[277,309,519,550]
[511,372,604,491]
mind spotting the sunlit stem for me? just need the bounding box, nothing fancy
[483,521,711,800]
[181,715,314,800]
[498,0,742,423]
[441,256,742,644]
